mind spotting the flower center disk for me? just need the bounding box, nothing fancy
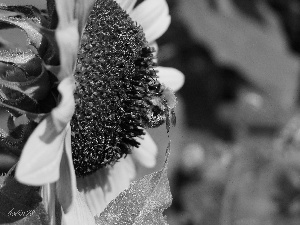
[71,0,165,177]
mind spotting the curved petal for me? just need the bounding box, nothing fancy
[157,66,185,92]
[106,156,136,201]
[15,119,67,186]
[55,24,79,81]
[15,78,75,185]
[131,0,171,43]
[56,124,77,213]
[74,0,97,37]
[61,190,95,225]
[77,169,109,217]
[41,183,56,224]
[51,77,75,134]
[132,131,158,168]
[54,0,86,82]
[77,157,136,216]
[54,0,96,80]
[115,0,137,14]
[55,0,75,28]
[0,10,43,49]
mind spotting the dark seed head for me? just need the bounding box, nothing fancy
[71,0,168,177]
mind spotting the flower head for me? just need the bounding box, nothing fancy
[0,0,184,223]
[74,0,184,216]
[71,0,169,177]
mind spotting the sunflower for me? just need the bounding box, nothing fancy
[75,0,184,216]
[0,0,183,223]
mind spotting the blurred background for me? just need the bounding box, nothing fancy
[2,0,300,224]
[149,0,300,224]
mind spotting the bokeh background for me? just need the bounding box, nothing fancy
[2,0,300,224]
[153,0,300,224]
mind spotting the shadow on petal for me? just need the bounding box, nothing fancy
[132,130,158,168]
[77,157,136,216]
[56,124,77,214]
[61,190,95,225]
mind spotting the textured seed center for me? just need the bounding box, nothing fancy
[71,0,167,177]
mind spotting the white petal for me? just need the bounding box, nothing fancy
[56,124,77,213]
[132,131,158,168]
[77,169,108,217]
[56,24,79,80]
[106,156,136,199]
[55,0,75,28]
[74,0,97,37]
[41,184,56,225]
[131,0,171,43]
[55,0,95,36]
[115,0,137,13]
[157,66,185,92]
[15,119,67,185]
[77,157,136,216]
[51,77,76,131]
[61,190,95,225]
[16,78,75,185]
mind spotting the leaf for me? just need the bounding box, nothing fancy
[0,6,55,61]
[0,5,45,22]
[0,52,51,103]
[0,10,43,50]
[46,0,58,29]
[0,175,49,224]
[0,37,14,49]
[95,143,172,225]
